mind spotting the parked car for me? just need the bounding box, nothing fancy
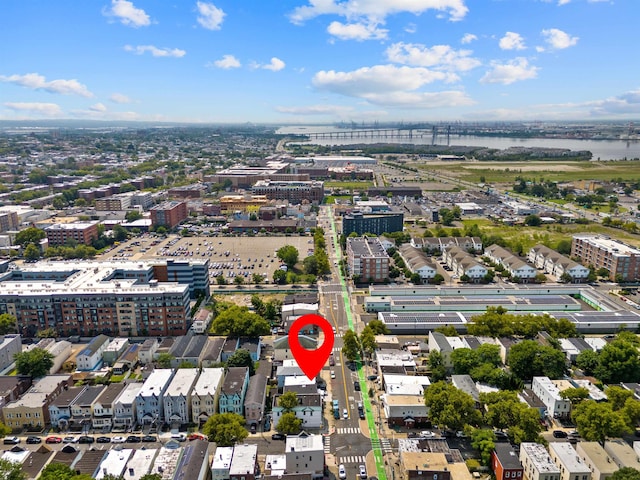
[354,381,360,391]
[126,435,141,443]
[141,435,158,442]
[3,436,20,445]
[359,465,367,479]
[78,436,94,444]
[112,436,126,443]
[420,431,435,438]
[338,464,347,480]
[96,436,111,443]
[187,433,207,441]
[330,371,336,379]
[170,433,186,442]
[343,408,348,419]
[271,433,285,440]
[45,436,63,444]
[552,430,568,438]
[26,436,42,444]
[63,436,78,444]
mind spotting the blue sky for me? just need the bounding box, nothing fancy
[1,0,639,123]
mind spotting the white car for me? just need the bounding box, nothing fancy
[359,465,367,479]
[343,408,348,419]
[112,436,126,443]
[420,431,435,438]
[63,436,78,444]
[330,371,336,379]
[338,464,347,480]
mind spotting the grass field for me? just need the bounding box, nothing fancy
[417,160,640,184]
[325,180,373,190]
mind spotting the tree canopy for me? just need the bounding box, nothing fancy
[0,459,26,480]
[0,314,17,335]
[572,400,632,444]
[594,335,640,384]
[276,412,303,435]
[14,348,54,378]
[277,245,299,268]
[341,329,361,362]
[227,349,255,376]
[611,468,640,480]
[507,340,566,381]
[424,381,481,431]
[202,412,248,446]
[467,307,577,338]
[15,227,45,248]
[211,305,270,337]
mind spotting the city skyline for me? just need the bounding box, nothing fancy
[1,0,639,124]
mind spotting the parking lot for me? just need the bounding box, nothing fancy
[101,234,313,284]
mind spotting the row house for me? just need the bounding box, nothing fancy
[492,443,524,480]
[443,246,488,281]
[92,383,126,430]
[49,386,86,428]
[531,377,571,420]
[548,442,591,480]
[219,367,250,415]
[528,245,590,282]
[136,369,175,425]
[285,432,325,479]
[192,368,225,425]
[163,368,199,426]
[484,245,537,282]
[272,393,323,429]
[398,245,437,280]
[519,443,561,480]
[411,236,483,254]
[113,382,142,429]
[70,386,106,430]
[244,373,268,428]
[575,443,618,480]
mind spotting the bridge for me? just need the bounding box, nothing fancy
[299,124,456,145]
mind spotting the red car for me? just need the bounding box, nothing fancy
[45,436,63,444]
[187,433,207,441]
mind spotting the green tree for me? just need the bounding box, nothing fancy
[211,305,270,337]
[434,325,458,336]
[0,314,17,335]
[139,475,163,480]
[113,224,129,242]
[470,429,496,465]
[342,329,361,362]
[572,401,631,444]
[38,463,77,480]
[611,468,640,480]
[0,421,11,437]
[428,350,447,382]
[234,275,245,285]
[366,319,390,335]
[424,381,481,431]
[524,214,542,226]
[125,210,143,222]
[359,326,377,358]
[279,391,299,411]
[508,340,566,381]
[15,227,46,248]
[302,255,319,275]
[0,459,27,480]
[14,348,54,378]
[156,353,175,368]
[227,349,255,376]
[276,412,303,435]
[595,337,640,384]
[559,387,589,405]
[252,273,264,284]
[24,243,41,261]
[451,348,479,375]
[605,386,634,411]
[202,412,248,446]
[277,245,299,268]
[273,269,287,284]
[576,350,599,375]
[217,275,228,285]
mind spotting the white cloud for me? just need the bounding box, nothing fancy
[461,33,477,44]
[385,42,480,72]
[124,45,186,57]
[103,0,151,27]
[276,104,355,115]
[327,21,388,40]
[480,57,539,85]
[0,73,93,97]
[540,28,579,50]
[109,93,132,104]
[4,102,62,116]
[210,54,241,69]
[289,0,469,25]
[89,103,107,112]
[261,57,286,71]
[499,32,526,50]
[405,23,417,34]
[361,90,474,108]
[196,2,225,30]
[588,89,640,116]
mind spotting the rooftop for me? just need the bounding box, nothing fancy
[520,442,561,474]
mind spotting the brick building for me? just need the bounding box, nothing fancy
[346,236,390,283]
[571,234,640,282]
[45,221,100,246]
[150,201,188,229]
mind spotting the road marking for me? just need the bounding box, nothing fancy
[337,455,366,464]
[323,435,331,453]
[335,427,360,434]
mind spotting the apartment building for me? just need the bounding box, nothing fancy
[219,367,249,415]
[443,246,488,281]
[150,201,188,229]
[251,180,324,204]
[398,244,437,280]
[0,211,19,233]
[412,236,483,253]
[532,377,571,420]
[520,443,561,480]
[346,236,390,283]
[163,368,199,426]
[485,245,537,282]
[342,211,404,236]
[135,369,174,425]
[285,432,324,479]
[528,245,590,282]
[95,194,132,211]
[571,234,640,281]
[549,442,591,480]
[192,368,225,425]
[45,221,99,246]
[0,334,21,372]
[492,443,524,480]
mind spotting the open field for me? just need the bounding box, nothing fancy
[324,180,374,190]
[415,160,640,184]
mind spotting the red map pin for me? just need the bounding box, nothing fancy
[289,313,335,381]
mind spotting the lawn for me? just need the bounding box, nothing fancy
[325,181,374,190]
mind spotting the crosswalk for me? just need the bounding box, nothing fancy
[371,437,392,454]
[336,427,360,434]
[323,435,331,454]
[337,455,366,465]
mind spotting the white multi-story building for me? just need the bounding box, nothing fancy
[76,334,111,371]
[113,383,142,429]
[0,334,21,372]
[520,443,561,480]
[163,368,199,425]
[485,245,537,281]
[532,377,571,420]
[211,446,234,480]
[135,369,174,425]
[272,393,323,429]
[192,368,225,425]
[285,432,324,479]
[549,442,591,480]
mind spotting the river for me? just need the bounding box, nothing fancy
[276,126,640,161]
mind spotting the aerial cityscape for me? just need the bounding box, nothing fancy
[2,2,640,480]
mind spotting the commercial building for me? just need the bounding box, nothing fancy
[492,443,524,480]
[219,195,270,214]
[346,236,390,283]
[532,377,571,420]
[252,180,324,204]
[571,234,640,281]
[519,443,561,480]
[150,201,188,229]
[45,221,100,246]
[0,260,194,337]
[548,443,591,480]
[135,369,174,425]
[342,211,404,236]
